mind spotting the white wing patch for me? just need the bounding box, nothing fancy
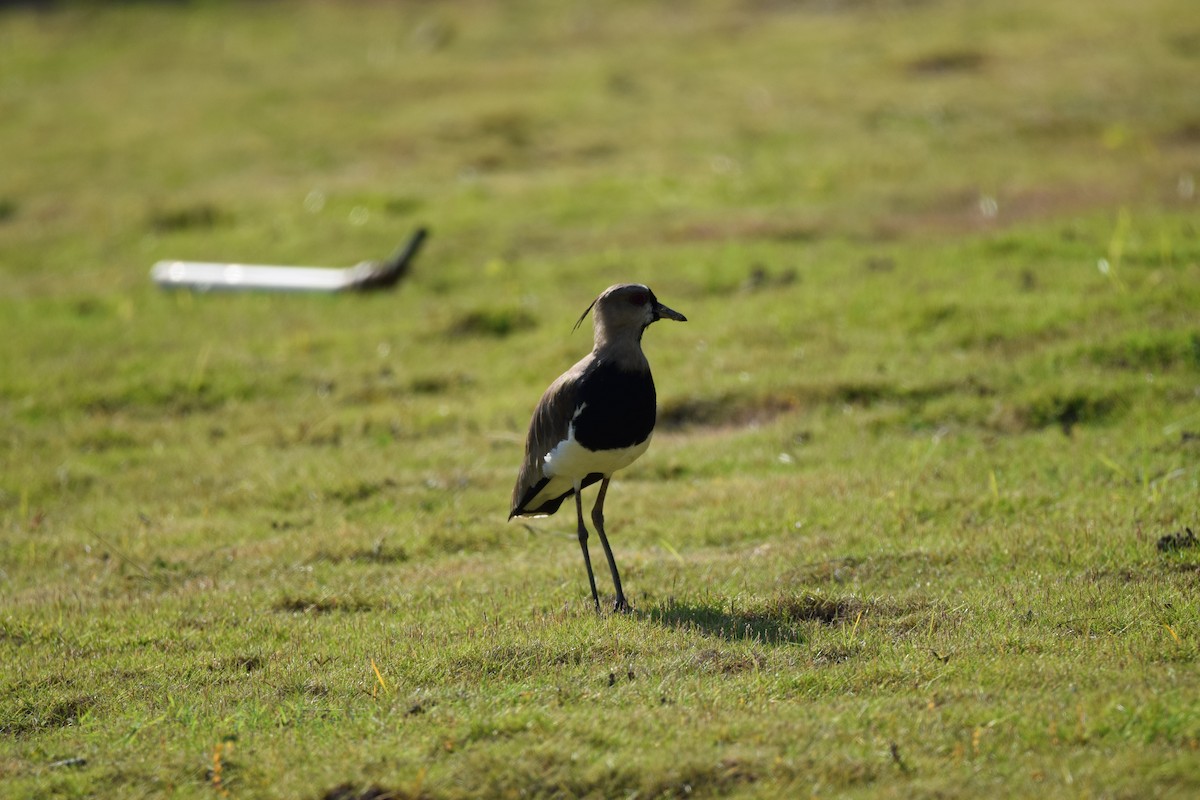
[522,406,651,512]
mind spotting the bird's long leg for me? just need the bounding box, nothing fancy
[591,477,630,613]
[574,483,601,613]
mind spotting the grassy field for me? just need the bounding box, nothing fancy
[2,0,1199,797]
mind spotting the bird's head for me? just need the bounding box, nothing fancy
[573,283,687,342]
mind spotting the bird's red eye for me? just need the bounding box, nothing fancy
[628,291,648,306]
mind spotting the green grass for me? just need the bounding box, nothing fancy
[2,0,1199,797]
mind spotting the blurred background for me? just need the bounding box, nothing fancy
[3,0,1195,290]
[3,0,1199,580]
[3,0,1198,558]
[2,2,1199,796]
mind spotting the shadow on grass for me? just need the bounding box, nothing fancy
[641,593,864,646]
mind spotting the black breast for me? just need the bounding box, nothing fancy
[573,361,656,451]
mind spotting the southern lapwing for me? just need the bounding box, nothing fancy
[509,283,686,612]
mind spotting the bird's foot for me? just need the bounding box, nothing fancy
[613,597,632,614]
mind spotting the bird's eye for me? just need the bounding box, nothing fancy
[628,291,648,306]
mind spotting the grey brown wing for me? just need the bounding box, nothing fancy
[509,370,580,518]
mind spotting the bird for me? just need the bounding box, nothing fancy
[509,283,687,612]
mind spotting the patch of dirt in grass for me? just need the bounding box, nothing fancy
[645,600,791,642]
[407,372,475,395]
[0,619,34,646]
[1085,332,1200,372]
[309,542,410,565]
[745,0,931,14]
[811,643,863,666]
[784,552,957,586]
[274,595,379,614]
[341,371,475,406]
[667,215,826,245]
[440,108,541,172]
[783,556,865,585]
[420,524,503,556]
[443,750,765,800]
[650,757,761,798]
[751,592,864,625]
[647,592,895,645]
[82,386,210,417]
[1161,118,1200,147]
[2,695,96,737]
[658,390,802,431]
[905,48,986,75]
[324,479,397,505]
[659,379,979,432]
[447,641,602,679]
[446,308,537,339]
[871,184,1122,239]
[956,325,1072,360]
[147,202,230,232]
[81,377,267,418]
[442,746,878,800]
[1175,431,1200,448]
[208,654,268,674]
[690,647,768,674]
[122,556,206,591]
[72,426,140,453]
[664,183,1118,243]
[1010,389,1125,435]
[321,784,419,800]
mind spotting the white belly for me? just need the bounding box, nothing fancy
[544,431,651,481]
[520,426,651,514]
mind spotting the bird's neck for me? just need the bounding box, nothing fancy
[593,327,649,371]
[593,319,646,345]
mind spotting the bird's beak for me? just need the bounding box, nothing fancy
[653,301,687,323]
